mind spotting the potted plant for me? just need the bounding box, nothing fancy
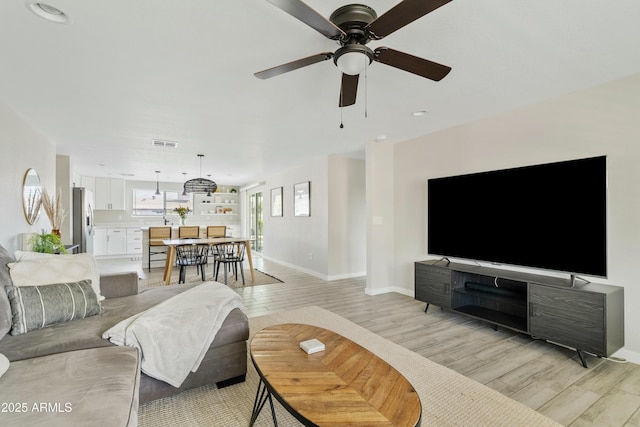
[30,232,67,254]
[173,205,192,225]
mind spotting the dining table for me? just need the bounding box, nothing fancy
[161,237,255,285]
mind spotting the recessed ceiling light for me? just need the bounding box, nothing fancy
[374,135,388,142]
[411,110,429,117]
[26,2,69,24]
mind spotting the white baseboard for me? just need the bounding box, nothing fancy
[326,271,367,281]
[611,348,640,365]
[259,256,365,282]
[365,285,413,297]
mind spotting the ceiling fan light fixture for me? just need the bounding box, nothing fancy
[334,45,373,76]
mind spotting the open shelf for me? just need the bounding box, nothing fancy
[453,305,527,332]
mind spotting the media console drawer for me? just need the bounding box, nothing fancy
[415,262,451,309]
[529,283,623,357]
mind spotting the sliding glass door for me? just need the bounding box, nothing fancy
[249,192,263,252]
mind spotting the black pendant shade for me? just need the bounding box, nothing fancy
[183,154,217,195]
[184,177,217,195]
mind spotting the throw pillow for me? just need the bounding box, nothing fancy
[8,252,102,301]
[14,250,54,261]
[6,280,102,336]
[0,244,16,340]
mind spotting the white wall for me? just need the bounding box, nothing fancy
[328,156,366,279]
[0,102,56,252]
[261,156,330,277]
[261,155,366,280]
[378,73,640,360]
[366,142,397,295]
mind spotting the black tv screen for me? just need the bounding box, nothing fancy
[427,156,607,277]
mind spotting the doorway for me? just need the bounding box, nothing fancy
[249,192,263,252]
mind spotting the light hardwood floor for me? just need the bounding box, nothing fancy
[101,256,640,427]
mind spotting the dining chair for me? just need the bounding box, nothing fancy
[211,242,246,286]
[178,226,200,239]
[206,225,227,238]
[148,226,171,271]
[175,243,209,284]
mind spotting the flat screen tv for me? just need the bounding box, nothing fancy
[427,156,607,277]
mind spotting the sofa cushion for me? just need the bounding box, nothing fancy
[0,346,140,427]
[0,245,15,340]
[0,283,248,362]
[8,252,103,301]
[7,280,102,336]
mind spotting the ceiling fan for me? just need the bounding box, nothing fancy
[255,0,453,107]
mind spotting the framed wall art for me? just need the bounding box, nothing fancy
[270,187,283,217]
[294,181,310,217]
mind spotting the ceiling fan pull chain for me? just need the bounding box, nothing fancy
[364,54,368,119]
[339,72,345,128]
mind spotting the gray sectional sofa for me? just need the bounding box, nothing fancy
[0,245,249,426]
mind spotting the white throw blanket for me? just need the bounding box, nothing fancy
[102,282,243,388]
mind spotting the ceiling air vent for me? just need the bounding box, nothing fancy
[151,139,178,149]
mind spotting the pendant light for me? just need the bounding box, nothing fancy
[154,171,161,196]
[181,173,188,197]
[206,175,213,197]
[183,154,217,195]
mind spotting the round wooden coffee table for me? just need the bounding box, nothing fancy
[249,323,422,426]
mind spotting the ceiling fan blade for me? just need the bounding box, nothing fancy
[266,0,345,40]
[339,73,359,107]
[254,52,333,79]
[366,0,453,39]
[374,47,451,81]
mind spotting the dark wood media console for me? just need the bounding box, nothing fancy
[415,259,624,367]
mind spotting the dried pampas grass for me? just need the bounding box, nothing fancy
[42,188,67,230]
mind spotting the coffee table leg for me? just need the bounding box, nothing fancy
[249,378,278,427]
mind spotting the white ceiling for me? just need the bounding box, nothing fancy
[2,1,639,186]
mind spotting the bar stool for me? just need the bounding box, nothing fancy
[148,226,171,271]
[178,226,200,239]
[206,225,226,238]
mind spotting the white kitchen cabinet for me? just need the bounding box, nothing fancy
[107,228,127,255]
[94,227,127,256]
[95,178,125,210]
[126,227,142,255]
[80,176,95,193]
[93,228,108,256]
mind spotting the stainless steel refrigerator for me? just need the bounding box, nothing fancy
[72,187,95,254]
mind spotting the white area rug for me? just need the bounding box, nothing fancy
[139,306,561,426]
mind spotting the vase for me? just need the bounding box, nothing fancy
[51,229,61,238]
[180,217,186,226]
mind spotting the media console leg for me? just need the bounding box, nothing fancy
[424,303,430,313]
[577,349,588,368]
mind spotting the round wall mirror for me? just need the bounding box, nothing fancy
[23,168,42,225]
